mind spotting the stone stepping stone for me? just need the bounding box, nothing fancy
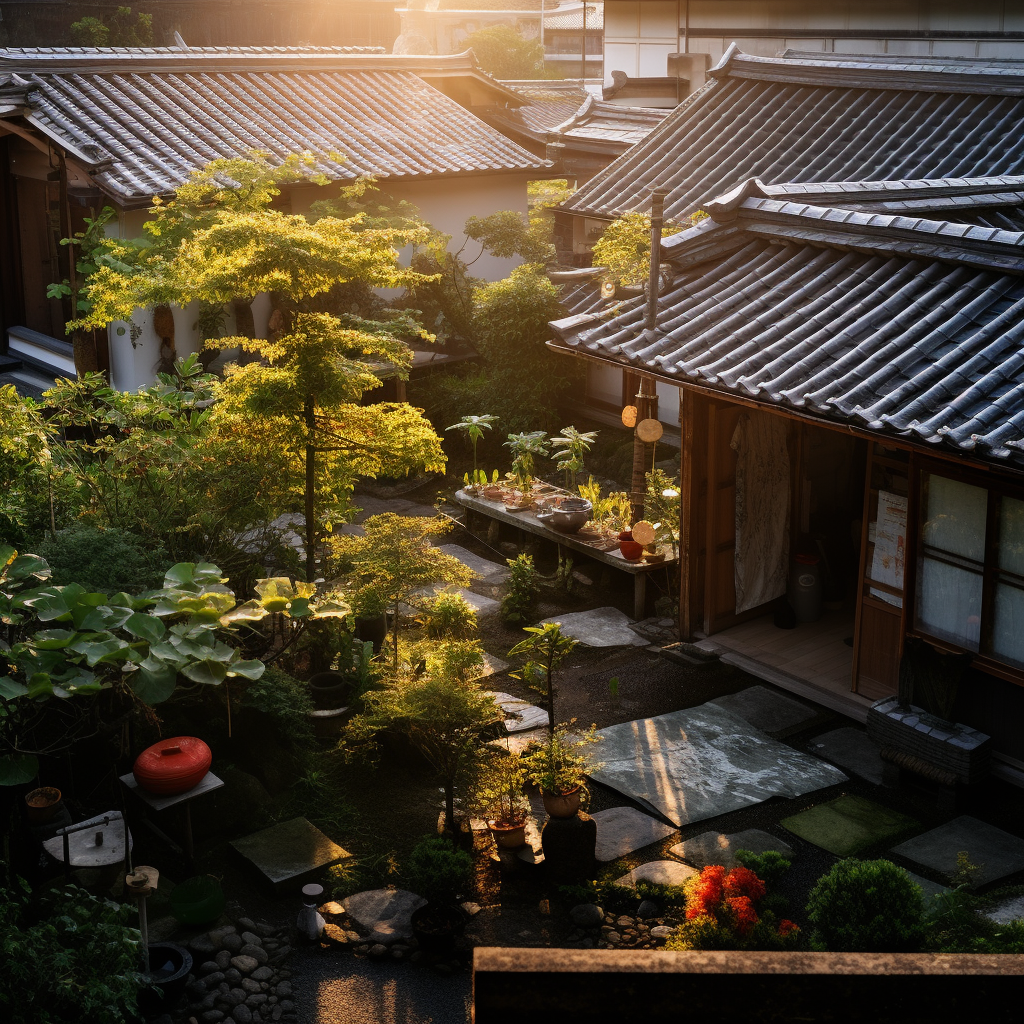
[489,727,548,755]
[891,816,1024,888]
[591,806,676,862]
[709,685,818,737]
[590,703,847,827]
[489,692,549,733]
[906,871,950,901]
[782,795,918,858]
[671,828,795,870]
[231,817,351,893]
[808,727,887,786]
[614,860,696,888]
[983,893,1024,925]
[342,889,427,945]
[539,607,649,647]
[470,654,510,681]
[436,544,508,580]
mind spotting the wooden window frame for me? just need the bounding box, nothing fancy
[908,457,1024,687]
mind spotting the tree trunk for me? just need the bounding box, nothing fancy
[443,781,456,835]
[304,397,316,582]
[71,330,98,377]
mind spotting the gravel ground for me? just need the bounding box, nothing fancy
[291,949,471,1024]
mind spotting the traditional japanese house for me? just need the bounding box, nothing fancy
[548,175,1024,781]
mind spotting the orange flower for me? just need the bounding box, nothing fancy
[727,895,759,936]
[724,864,766,903]
[777,919,799,937]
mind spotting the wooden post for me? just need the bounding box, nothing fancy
[679,387,696,638]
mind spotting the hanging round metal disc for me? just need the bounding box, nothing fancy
[621,405,638,428]
[636,418,663,443]
[631,520,657,546]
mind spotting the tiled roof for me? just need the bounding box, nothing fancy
[0,47,543,205]
[553,95,667,153]
[544,3,603,31]
[501,81,589,136]
[550,179,1024,470]
[563,46,1024,223]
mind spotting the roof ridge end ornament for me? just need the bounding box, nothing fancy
[705,177,769,221]
[174,32,189,52]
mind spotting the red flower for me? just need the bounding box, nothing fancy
[686,865,726,920]
[724,864,766,903]
[777,919,799,938]
[727,895,759,936]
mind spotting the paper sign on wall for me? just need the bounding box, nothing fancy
[870,490,907,608]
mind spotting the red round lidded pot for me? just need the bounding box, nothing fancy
[133,736,212,795]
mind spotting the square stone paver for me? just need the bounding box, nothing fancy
[808,727,887,786]
[539,607,649,647]
[671,828,795,870]
[591,806,676,862]
[906,871,950,901]
[489,692,549,732]
[470,654,510,681]
[614,860,696,888]
[342,889,427,944]
[781,795,918,857]
[590,703,846,827]
[231,817,350,892]
[709,685,818,737]
[891,816,1024,887]
[436,544,509,580]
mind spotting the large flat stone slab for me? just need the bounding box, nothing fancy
[671,828,795,870]
[342,889,427,945]
[709,685,818,737]
[471,654,510,681]
[781,795,919,857]
[436,544,508,580]
[539,607,648,647]
[590,703,847,827]
[231,817,350,892]
[614,860,696,888]
[591,806,676,863]
[808,727,887,786]
[891,816,1024,887]
[489,692,549,733]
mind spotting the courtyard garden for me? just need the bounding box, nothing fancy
[2,154,1024,1024]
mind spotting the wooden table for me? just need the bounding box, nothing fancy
[453,488,675,620]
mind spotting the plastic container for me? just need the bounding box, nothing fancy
[788,553,823,623]
[133,736,212,795]
[168,876,226,925]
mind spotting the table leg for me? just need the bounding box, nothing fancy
[634,574,647,621]
[183,803,195,872]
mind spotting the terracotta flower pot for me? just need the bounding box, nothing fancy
[488,820,528,849]
[618,531,643,561]
[542,786,582,819]
[25,786,62,824]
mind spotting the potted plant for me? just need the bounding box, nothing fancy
[618,529,644,561]
[446,414,498,494]
[503,431,549,507]
[407,835,473,954]
[471,750,530,849]
[523,721,602,818]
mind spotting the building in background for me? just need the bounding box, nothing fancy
[542,2,603,79]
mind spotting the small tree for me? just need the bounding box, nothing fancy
[347,641,500,833]
[508,621,577,730]
[465,24,550,79]
[331,514,474,667]
[446,413,498,489]
[550,426,598,492]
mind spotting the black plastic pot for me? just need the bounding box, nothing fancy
[139,942,192,1014]
[354,613,388,655]
[411,903,466,956]
[308,670,355,710]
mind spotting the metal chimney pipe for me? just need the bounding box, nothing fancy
[647,187,670,332]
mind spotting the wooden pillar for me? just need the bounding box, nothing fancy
[679,387,697,638]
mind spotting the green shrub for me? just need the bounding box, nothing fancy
[806,859,925,952]
[241,666,315,747]
[0,879,148,1024]
[37,524,166,593]
[734,849,792,889]
[407,835,473,906]
[421,591,478,638]
[501,553,537,622]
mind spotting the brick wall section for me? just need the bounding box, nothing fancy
[866,698,991,785]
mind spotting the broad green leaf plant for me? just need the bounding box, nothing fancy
[445,413,498,489]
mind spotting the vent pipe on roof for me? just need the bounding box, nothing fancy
[646,187,670,333]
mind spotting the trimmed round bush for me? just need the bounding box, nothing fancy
[806,859,924,952]
[407,835,472,907]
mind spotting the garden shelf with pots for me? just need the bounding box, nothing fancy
[453,483,676,620]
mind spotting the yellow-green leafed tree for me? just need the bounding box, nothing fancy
[72,153,447,581]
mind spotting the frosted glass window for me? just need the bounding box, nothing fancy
[991,582,1024,666]
[922,475,987,561]
[998,496,1024,576]
[917,557,983,650]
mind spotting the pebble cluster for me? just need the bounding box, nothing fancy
[565,902,677,950]
[182,917,295,1024]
